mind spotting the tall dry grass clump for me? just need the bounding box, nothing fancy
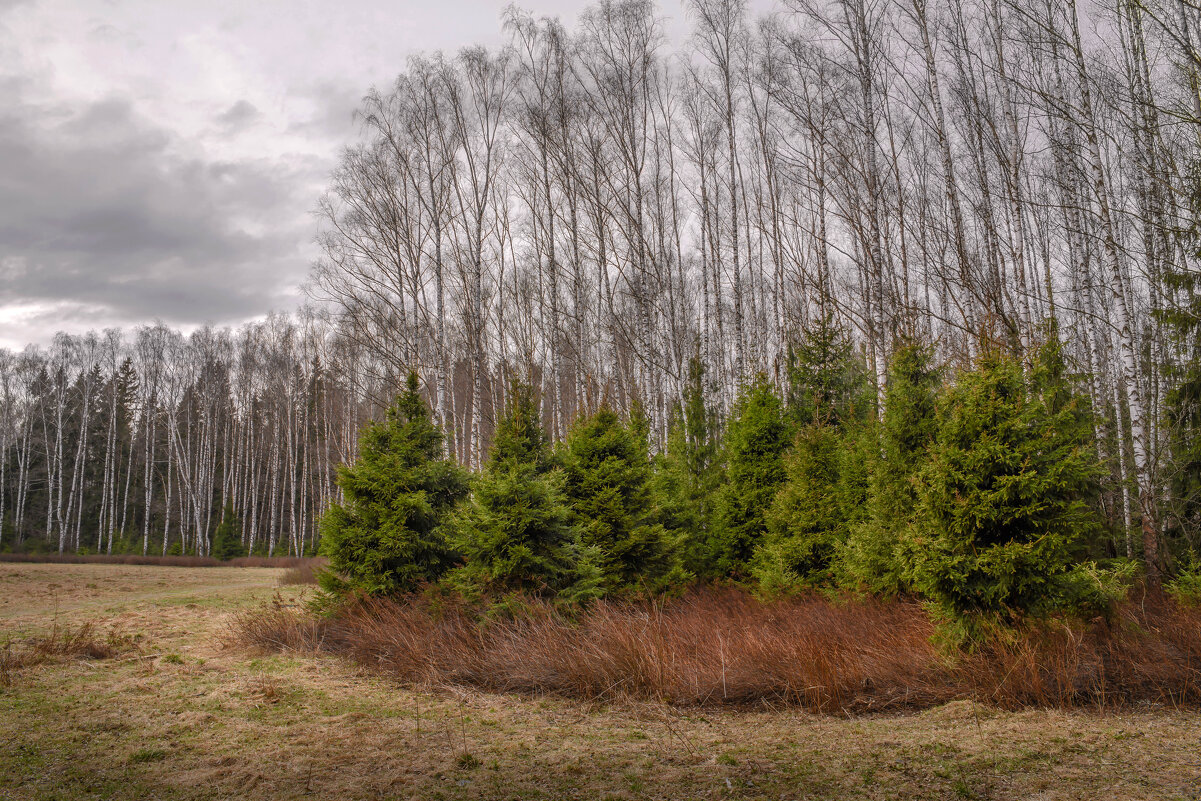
[234,607,329,655]
[233,587,1201,713]
[957,597,1201,709]
[278,558,327,585]
[0,622,131,686]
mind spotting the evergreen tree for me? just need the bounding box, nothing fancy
[318,373,469,597]
[1159,171,1201,557]
[487,380,554,472]
[653,358,721,576]
[755,423,846,591]
[843,340,940,594]
[785,310,873,427]
[909,352,1103,626]
[560,406,678,591]
[212,504,246,560]
[751,327,876,593]
[711,378,789,577]
[447,381,578,596]
[1030,323,1109,557]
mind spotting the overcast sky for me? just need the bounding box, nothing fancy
[0,0,784,350]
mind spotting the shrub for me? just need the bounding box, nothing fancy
[1166,556,1201,606]
[1056,559,1139,621]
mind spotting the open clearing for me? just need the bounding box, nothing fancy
[1,563,1199,801]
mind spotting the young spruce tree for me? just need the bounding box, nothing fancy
[711,378,790,578]
[785,309,874,427]
[318,373,469,597]
[843,340,940,594]
[909,350,1103,629]
[653,358,722,577]
[1158,169,1201,560]
[446,381,578,597]
[211,504,246,560]
[561,406,678,592]
[753,318,873,592]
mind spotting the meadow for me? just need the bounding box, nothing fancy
[2,562,1200,801]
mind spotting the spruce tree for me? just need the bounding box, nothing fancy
[755,423,846,591]
[561,406,678,591]
[446,381,578,596]
[1030,323,1108,554]
[487,379,555,472]
[711,378,789,577]
[318,373,469,597]
[785,310,873,427]
[752,324,875,592]
[1157,171,1201,559]
[909,351,1103,626]
[653,358,721,576]
[843,340,940,594]
[211,504,246,560]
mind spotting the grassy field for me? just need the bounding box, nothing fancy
[1,563,1199,801]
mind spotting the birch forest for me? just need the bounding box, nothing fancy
[2,0,1200,571]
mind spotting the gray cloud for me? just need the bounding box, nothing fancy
[216,99,262,133]
[0,80,325,342]
[285,81,364,141]
[0,0,777,349]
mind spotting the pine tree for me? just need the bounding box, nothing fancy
[653,358,721,576]
[908,351,1103,626]
[711,378,789,577]
[843,340,940,594]
[212,504,246,560]
[446,381,578,596]
[560,406,678,591]
[318,373,469,597]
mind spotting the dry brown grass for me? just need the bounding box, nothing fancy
[277,558,326,586]
[5,563,1201,800]
[0,553,316,568]
[0,621,133,685]
[956,596,1201,708]
[0,562,293,630]
[235,587,1201,714]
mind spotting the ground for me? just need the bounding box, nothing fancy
[1,563,1199,801]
